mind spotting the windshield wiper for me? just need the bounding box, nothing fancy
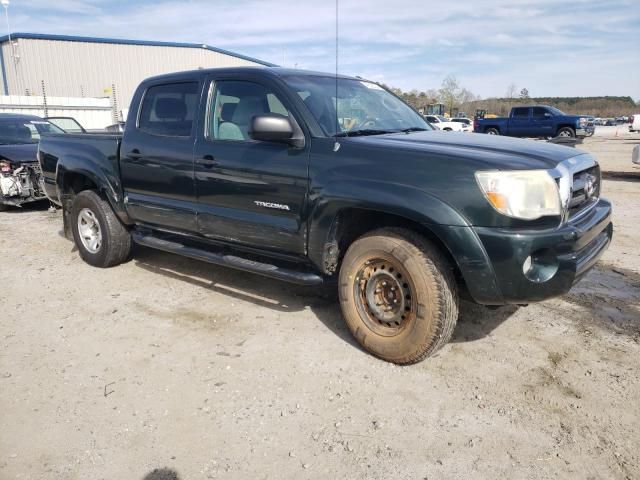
[335,129,396,137]
[400,127,429,133]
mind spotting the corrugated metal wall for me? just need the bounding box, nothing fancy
[0,38,261,114]
[0,95,112,130]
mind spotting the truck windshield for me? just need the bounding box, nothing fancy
[282,75,432,137]
[0,119,65,145]
[548,106,565,115]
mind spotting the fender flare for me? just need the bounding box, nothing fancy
[307,179,470,269]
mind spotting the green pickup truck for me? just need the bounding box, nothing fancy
[38,67,613,364]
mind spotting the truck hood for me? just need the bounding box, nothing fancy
[349,130,583,170]
[0,143,39,165]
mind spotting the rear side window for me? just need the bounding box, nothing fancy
[512,107,529,119]
[138,82,199,137]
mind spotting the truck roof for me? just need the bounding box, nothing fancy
[0,113,46,121]
[142,66,363,84]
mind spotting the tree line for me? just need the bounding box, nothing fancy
[385,75,639,118]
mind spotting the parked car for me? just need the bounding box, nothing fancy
[474,105,595,138]
[46,116,87,133]
[629,114,640,132]
[424,115,464,132]
[450,117,472,132]
[38,67,612,364]
[0,113,65,211]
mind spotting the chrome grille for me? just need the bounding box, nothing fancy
[569,165,600,218]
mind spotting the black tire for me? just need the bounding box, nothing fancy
[338,228,458,364]
[0,202,8,212]
[443,128,452,131]
[486,127,499,135]
[557,127,575,138]
[71,190,131,268]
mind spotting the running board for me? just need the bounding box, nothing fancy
[131,231,324,286]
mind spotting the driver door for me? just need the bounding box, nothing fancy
[192,75,310,256]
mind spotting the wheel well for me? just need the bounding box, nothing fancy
[62,172,98,196]
[329,208,465,288]
[485,125,499,132]
[556,124,575,133]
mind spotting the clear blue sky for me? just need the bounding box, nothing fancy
[6,0,640,100]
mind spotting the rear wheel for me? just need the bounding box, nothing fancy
[338,228,458,364]
[71,190,131,268]
[486,127,499,135]
[557,127,575,138]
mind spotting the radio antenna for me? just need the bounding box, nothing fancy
[333,0,340,152]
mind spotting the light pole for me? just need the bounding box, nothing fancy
[1,0,19,95]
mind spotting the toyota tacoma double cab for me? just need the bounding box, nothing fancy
[38,68,613,364]
[475,105,595,138]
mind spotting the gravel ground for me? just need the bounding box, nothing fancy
[1,132,638,480]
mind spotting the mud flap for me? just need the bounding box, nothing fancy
[62,198,73,240]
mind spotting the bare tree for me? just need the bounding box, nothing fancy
[439,75,462,116]
[519,88,530,100]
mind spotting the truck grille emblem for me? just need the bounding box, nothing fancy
[584,174,596,199]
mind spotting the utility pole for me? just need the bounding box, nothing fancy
[1,0,20,95]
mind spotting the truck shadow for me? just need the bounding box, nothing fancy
[132,246,517,350]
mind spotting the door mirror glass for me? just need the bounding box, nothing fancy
[249,114,293,142]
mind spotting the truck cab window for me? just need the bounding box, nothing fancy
[138,82,199,137]
[532,107,549,119]
[512,107,529,119]
[208,81,289,141]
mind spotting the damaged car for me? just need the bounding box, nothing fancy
[0,113,65,211]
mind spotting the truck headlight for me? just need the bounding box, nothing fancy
[475,170,561,220]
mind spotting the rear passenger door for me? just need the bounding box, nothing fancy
[120,80,201,233]
[509,107,531,136]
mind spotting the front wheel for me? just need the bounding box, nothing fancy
[486,128,499,135]
[71,190,131,268]
[557,127,575,138]
[338,228,459,364]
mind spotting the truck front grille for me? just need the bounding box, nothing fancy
[569,165,600,218]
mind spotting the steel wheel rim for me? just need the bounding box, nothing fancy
[353,257,417,337]
[559,130,572,137]
[488,130,497,135]
[77,208,102,254]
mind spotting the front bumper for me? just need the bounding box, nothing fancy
[576,126,595,137]
[469,198,612,304]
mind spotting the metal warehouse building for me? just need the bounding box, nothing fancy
[0,32,274,117]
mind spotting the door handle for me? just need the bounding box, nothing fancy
[128,149,142,160]
[197,155,218,168]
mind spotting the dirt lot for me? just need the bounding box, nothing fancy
[1,131,639,480]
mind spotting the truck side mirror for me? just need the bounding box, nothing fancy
[249,114,294,143]
[544,112,552,118]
